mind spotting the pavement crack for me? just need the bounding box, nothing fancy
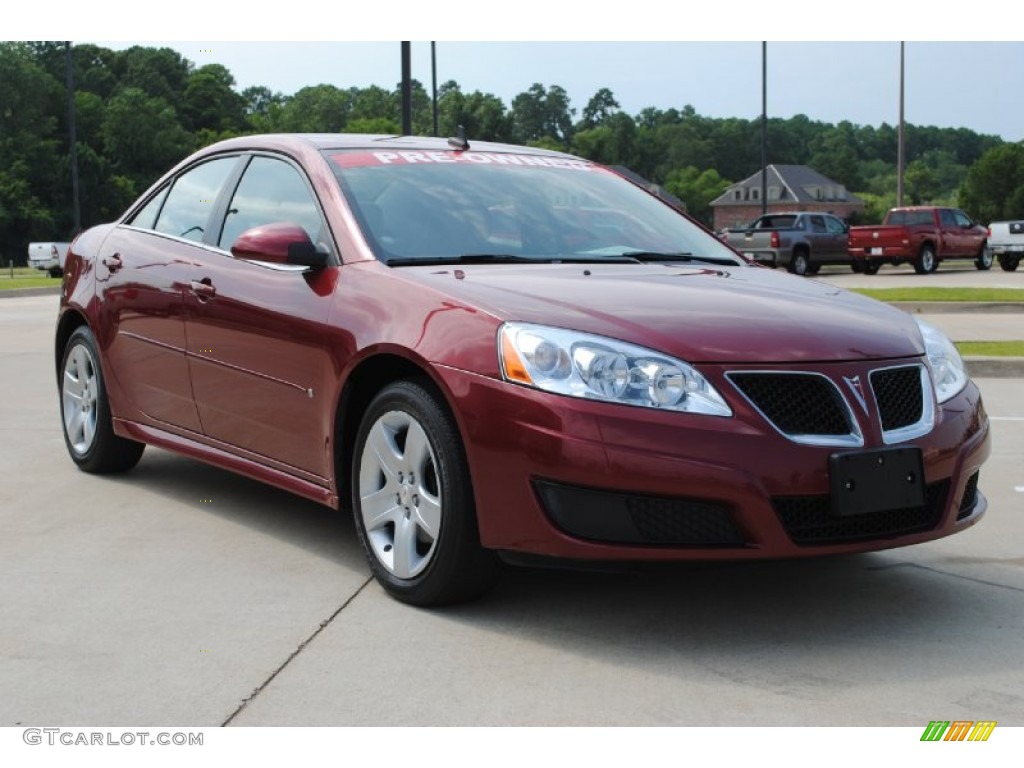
[221,576,373,726]
[869,561,1024,594]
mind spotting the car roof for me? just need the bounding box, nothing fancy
[200,133,581,160]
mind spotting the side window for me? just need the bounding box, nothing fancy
[953,210,972,227]
[153,157,239,243]
[939,209,957,228]
[126,186,170,230]
[810,215,826,233]
[219,156,325,250]
[824,216,846,234]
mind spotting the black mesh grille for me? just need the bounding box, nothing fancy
[870,366,923,431]
[773,480,949,545]
[729,373,851,436]
[625,497,745,545]
[957,472,980,520]
[534,480,745,546]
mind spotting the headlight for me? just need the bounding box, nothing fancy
[915,318,967,404]
[498,322,732,416]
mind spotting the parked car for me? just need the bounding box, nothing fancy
[987,220,1023,272]
[56,135,990,605]
[722,211,850,276]
[848,206,990,274]
[28,242,70,277]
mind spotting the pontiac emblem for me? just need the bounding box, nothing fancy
[844,375,869,412]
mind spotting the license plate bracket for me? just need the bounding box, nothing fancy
[829,447,925,517]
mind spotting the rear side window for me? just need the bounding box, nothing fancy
[126,187,169,230]
[153,157,239,243]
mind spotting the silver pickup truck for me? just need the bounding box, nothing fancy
[28,242,71,278]
[722,212,850,276]
[988,221,1023,271]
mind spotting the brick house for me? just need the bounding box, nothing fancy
[711,164,864,231]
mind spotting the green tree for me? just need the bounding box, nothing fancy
[580,87,619,129]
[275,84,351,132]
[102,87,193,190]
[510,83,575,147]
[182,64,246,133]
[958,143,1024,222]
[662,167,731,225]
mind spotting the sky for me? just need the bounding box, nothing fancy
[14,1,1024,142]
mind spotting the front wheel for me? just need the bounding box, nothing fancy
[998,254,1020,272]
[59,326,145,473]
[975,245,993,271]
[352,380,499,606]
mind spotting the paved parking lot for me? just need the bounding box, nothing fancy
[2,293,1022,726]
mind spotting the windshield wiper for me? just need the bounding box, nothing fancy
[620,251,739,265]
[385,253,641,267]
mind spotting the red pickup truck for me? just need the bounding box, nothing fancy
[848,206,990,274]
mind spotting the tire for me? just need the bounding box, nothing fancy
[998,254,1020,272]
[914,244,937,274]
[806,263,821,275]
[975,244,993,271]
[59,326,145,473]
[48,266,63,278]
[788,250,810,276]
[850,261,864,274]
[862,260,881,275]
[352,380,499,606]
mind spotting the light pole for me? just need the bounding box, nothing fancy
[431,42,438,137]
[761,42,767,215]
[65,41,81,235]
[897,42,905,207]
[400,42,412,136]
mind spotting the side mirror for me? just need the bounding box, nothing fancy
[231,223,329,268]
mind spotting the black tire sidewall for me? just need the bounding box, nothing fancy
[351,379,493,605]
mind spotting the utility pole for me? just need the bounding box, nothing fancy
[897,42,905,207]
[431,42,438,137]
[400,42,412,136]
[761,42,768,215]
[65,41,81,235]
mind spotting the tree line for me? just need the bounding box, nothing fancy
[2,41,1022,264]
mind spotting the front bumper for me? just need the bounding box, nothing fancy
[436,360,990,561]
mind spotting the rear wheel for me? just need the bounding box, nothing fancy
[60,326,144,473]
[862,260,881,275]
[975,244,993,271]
[998,254,1020,272]
[914,244,937,274]
[352,380,499,606]
[788,250,810,276]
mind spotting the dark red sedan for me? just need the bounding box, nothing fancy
[56,134,990,605]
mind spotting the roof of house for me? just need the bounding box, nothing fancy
[711,164,864,206]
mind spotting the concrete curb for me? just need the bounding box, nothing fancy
[892,301,1024,314]
[0,286,60,299]
[964,356,1024,379]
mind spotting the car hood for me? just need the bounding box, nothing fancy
[396,262,926,364]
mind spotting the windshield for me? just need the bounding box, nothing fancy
[326,150,745,267]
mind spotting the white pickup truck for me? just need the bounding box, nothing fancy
[988,221,1023,272]
[27,242,70,277]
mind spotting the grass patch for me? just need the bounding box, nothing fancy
[853,287,1024,303]
[0,276,61,290]
[955,341,1024,357]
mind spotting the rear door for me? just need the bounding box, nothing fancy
[96,155,242,432]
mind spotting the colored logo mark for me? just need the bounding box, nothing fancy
[920,720,996,742]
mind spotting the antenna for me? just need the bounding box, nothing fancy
[447,125,469,151]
